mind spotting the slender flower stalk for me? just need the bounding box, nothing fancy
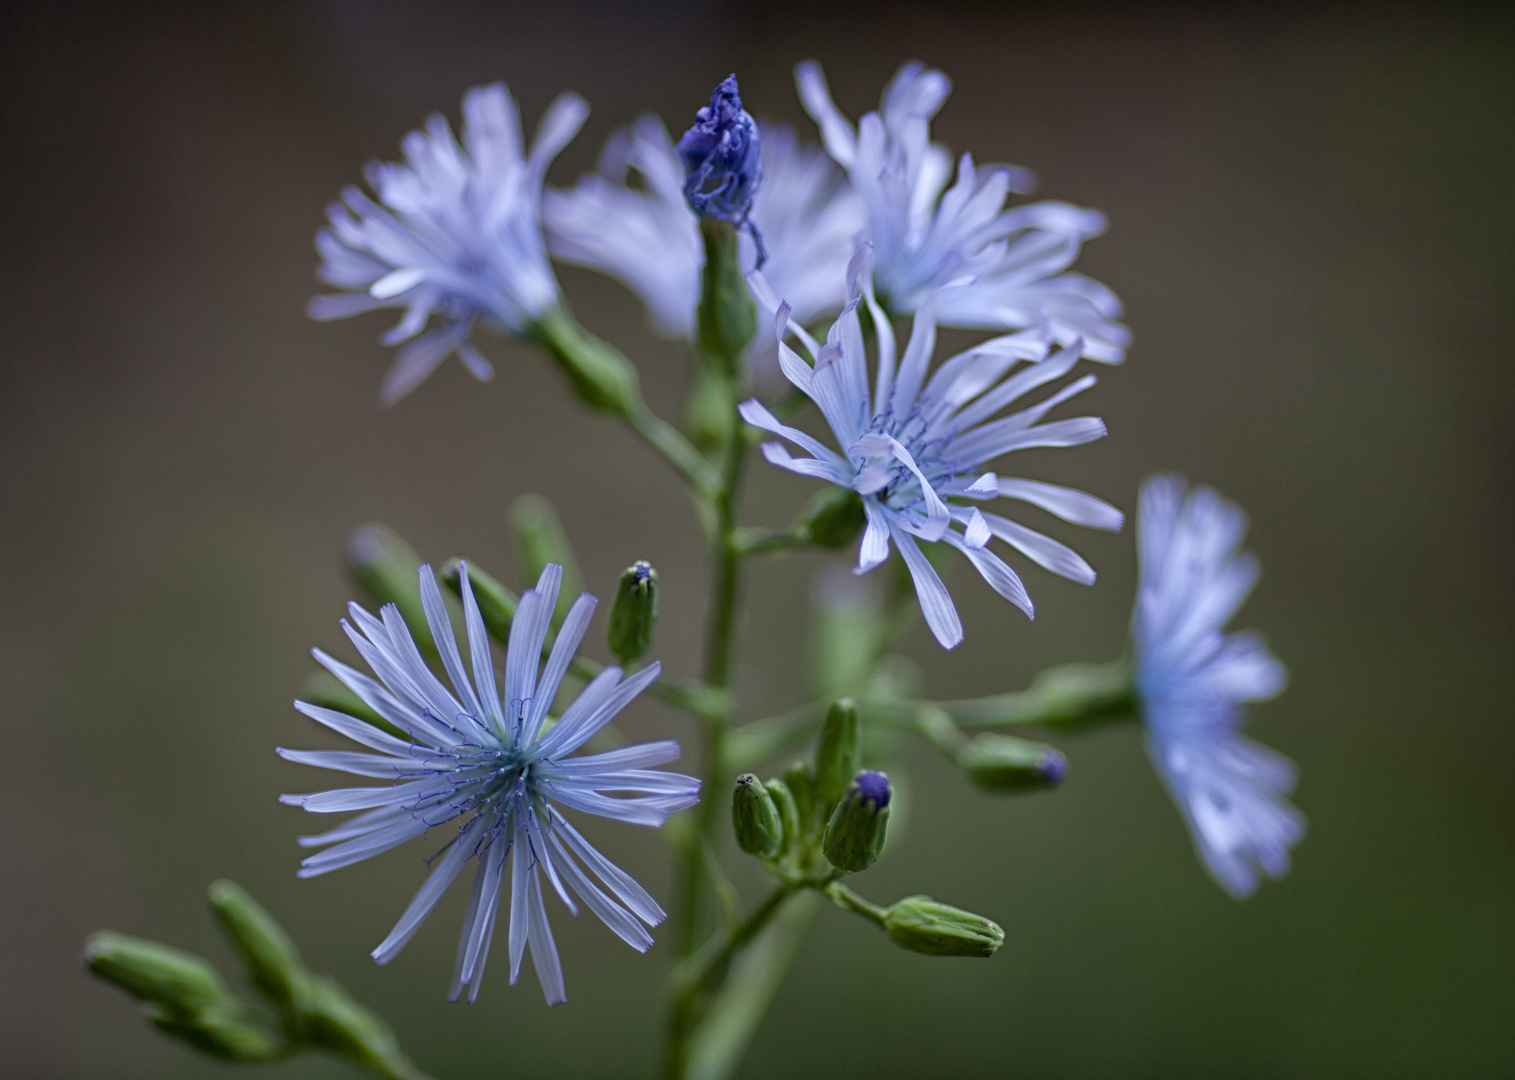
[1132,475,1304,898]
[278,563,699,1004]
[742,247,1123,648]
[310,83,588,404]
[796,61,1129,363]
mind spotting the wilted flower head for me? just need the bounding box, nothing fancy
[278,563,699,1005]
[544,118,861,342]
[677,75,764,224]
[742,248,1123,649]
[796,61,1129,363]
[310,83,587,404]
[1133,475,1304,898]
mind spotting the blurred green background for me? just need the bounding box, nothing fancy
[1,2,1511,1076]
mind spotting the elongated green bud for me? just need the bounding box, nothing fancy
[882,897,1004,958]
[207,880,309,1016]
[822,770,891,873]
[961,734,1066,793]
[784,759,818,840]
[764,778,800,856]
[797,487,866,550]
[731,774,782,857]
[84,932,232,1011]
[509,494,583,623]
[607,561,658,664]
[82,933,287,1061]
[697,218,757,370]
[529,305,640,414]
[346,524,434,654]
[440,558,518,644]
[814,698,861,809]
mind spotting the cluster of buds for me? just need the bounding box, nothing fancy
[85,881,428,1078]
[730,698,1002,960]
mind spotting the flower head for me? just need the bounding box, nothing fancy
[677,75,764,223]
[1132,475,1304,898]
[544,118,861,340]
[796,61,1129,363]
[310,83,588,404]
[741,249,1123,649]
[278,562,699,1005]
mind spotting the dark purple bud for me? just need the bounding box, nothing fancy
[677,75,763,223]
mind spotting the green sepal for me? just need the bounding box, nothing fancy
[764,778,800,858]
[796,487,866,550]
[607,561,658,664]
[882,897,1004,958]
[813,698,861,810]
[529,304,641,414]
[439,558,518,644]
[731,774,782,858]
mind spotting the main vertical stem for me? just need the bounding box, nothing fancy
[667,414,748,1079]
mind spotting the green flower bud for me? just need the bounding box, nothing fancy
[207,880,309,1016]
[440,558,518,644]
[784,759,818,840]
[509,494,583,623]
[607,561,658,664]
[82,932,286,1061]
[814,698,861,809]
[797,486,866,550]
[530,305,641,414]
[960,734,1067,793]
[346,524,434,655]
[822,770,891,873]
[731,774,782,857]
[882,896,1005,958]
[764,778,800,856]
[696,218,757,370]
[84,932,233,1012]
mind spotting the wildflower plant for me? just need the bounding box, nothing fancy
[86,61,1305,1080]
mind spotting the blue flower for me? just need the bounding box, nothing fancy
[1132,475,1304,899]
[677,75,764,223]
[741,249,1123,649]
[278,563,699,1005]
[544,117,861,341]
[309,83,588,404]
[796,61,1129,363]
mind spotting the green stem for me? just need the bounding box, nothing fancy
[823,880,889,927]
[626,402,722,496]
[664,881,800,1080]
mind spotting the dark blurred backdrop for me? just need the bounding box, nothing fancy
[1,2,1512,1077]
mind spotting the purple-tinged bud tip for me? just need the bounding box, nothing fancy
[855,770,891,807]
